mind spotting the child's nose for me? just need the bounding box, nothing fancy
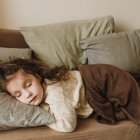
[23,90,32,98]
[27,92,33,99]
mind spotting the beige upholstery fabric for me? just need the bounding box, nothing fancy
[0,27,140,140]
[0,118,140,140]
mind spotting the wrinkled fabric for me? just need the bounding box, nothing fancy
[43,71,93,132]
[79,64,140,125]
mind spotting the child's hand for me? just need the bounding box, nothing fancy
[40,103,50,111]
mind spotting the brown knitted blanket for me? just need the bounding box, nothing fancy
[78,64,140,125]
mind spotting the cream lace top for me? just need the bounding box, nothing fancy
[41,70,93,132]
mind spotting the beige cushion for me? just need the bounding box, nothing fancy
[80,29,140,72]
[0,47,32,61]
[20,16,114,69]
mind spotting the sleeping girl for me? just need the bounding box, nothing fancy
[0,58,140,132]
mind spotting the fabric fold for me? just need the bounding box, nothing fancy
[78,64,140,125]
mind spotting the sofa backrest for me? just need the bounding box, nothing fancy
[0,29,29,48]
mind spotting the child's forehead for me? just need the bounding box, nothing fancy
[8,69,32,80]
[17,69,29,75]
[7,69,39,86]
[16,69,33,77]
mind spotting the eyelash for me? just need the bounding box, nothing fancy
[14,92,21,98]
[26,82,32,88]
[13,81,32,98]
[17,93,21,97]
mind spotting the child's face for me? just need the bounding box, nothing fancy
[6,70,44,105]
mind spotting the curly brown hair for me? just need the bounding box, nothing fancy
[0,58,68,91]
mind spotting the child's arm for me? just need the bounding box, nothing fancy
[44,82,77,132]
[47,98,77,132]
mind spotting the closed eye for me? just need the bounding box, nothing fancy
[25,79,32,88]
[26,82,32,87]
[13,92,21,98]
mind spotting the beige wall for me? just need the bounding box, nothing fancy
[0,0,140,31]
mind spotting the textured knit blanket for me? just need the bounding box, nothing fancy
[79,64,140,125]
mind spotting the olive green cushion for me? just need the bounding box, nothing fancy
[0,48,54,130]
[0,92,54,130]
[20,16,114,69]
[80,29,140,72]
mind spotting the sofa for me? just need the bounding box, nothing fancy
[0,16,140,140]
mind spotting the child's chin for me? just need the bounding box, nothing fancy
[30,103,38,106]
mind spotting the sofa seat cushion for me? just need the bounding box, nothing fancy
[0,117,139,140]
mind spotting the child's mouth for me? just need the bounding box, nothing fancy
[29,96,37,104]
